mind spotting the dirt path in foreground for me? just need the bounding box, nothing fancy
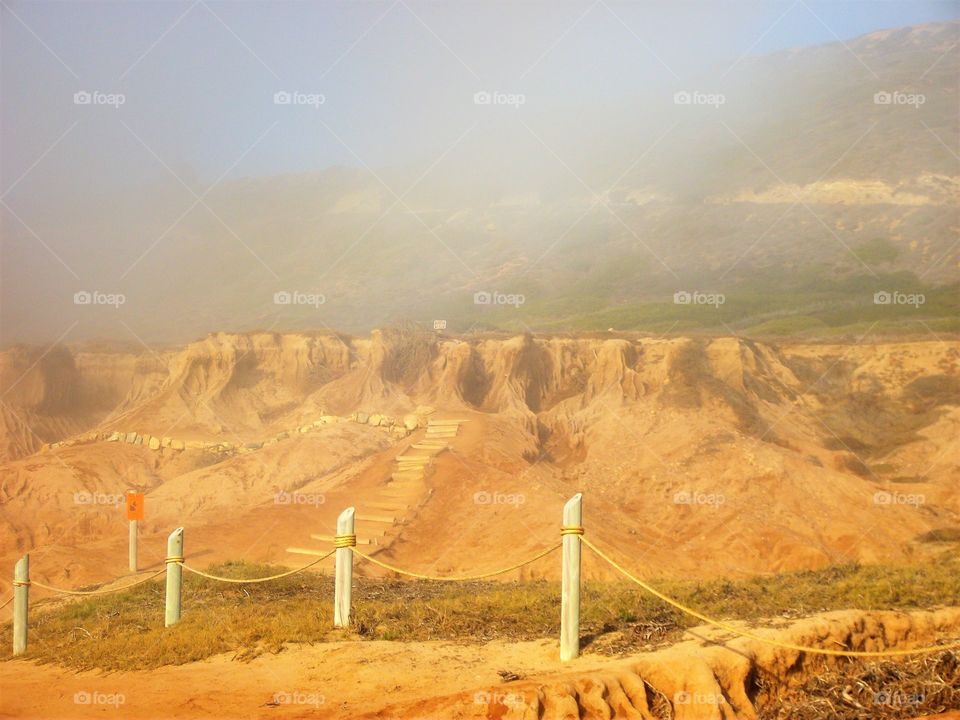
[2,608,959,719]
[0,637,614,719]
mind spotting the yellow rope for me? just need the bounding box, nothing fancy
[561,526,584,536]
[176,550,335,583]
[165,556,185,564]
[579,536,960,658]
[334,534,357,548]
[351,542,562,581]
[28,570,165,596]
[0,595,12,610]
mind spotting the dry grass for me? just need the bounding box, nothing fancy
[757,650,960,719]
[1,558,957,672]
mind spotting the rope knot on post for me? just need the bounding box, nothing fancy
[560,526,584,536]
[165,556,185,564]
[334,534,357,548]
[12,579,30,587]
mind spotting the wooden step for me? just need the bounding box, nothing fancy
[356,513,397,524]
[286,546,343,557]
[396,455,431,463]
[425,429,457,436]
[386,483,422,492]
[381,488,419,497]
[427,419,469,426]
[367,501,408,511]
[413,442,449,449]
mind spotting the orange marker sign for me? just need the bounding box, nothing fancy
[126,492,145,521]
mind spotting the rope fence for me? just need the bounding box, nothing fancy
[351,542,561,581]
[578,536,960,658]
[178,551,335,583]
[25,571,166,596]
[7,494,959,662]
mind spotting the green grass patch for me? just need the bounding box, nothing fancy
[2,558,957,671]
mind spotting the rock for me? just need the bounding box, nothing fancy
[243,441,263,450]
[356,412,369,424]
[368,414,383,426]
[107,432,121,442]
[276,431,289,440]
[380,415,395,427]
[125,432,137,444]
[320,415,337,424]
[133,434,143,445]
[148,436,161,450]
[161,437,172,448]
[299,425,312,433]
[171,439,185,451]
[313,420,324,428]
[403,414,419,431]
[186,440,206,450]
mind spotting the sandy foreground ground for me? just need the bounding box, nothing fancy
[3,608,960,720]
[0,638,619,719]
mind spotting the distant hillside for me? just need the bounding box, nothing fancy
[1,22,956,343]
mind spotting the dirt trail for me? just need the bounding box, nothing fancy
[2,608,957,719]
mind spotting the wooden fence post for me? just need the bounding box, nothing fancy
[165,527,184,627]
[560,493,582,661]
[129,519,138,573]
[334,507,355,628]
[13,554,29,656]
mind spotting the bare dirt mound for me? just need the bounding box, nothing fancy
[369,608,960,720]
